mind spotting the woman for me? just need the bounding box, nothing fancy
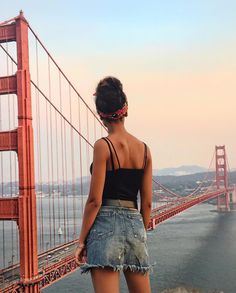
[75,76,152,293]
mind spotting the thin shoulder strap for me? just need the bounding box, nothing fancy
[105,137,121,169]
[143,142,147,169]
[102,137,115,171]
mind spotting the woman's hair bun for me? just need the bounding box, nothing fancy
[95,76,127,119]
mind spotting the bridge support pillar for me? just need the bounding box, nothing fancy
[16,12,39,292]
[230,185,236,211]
[0,11,39,292]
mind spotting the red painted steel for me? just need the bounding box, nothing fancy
[1,255,79,293]
[0,76,17,95]
[0,198,18,220]
[2,284,21,293]
[215,145,229,211]
[149,188,230,230]
[0,12,39,292]
[38,256,78,289]
[0,130,17,151]
[15,12,39,292]
[0,23,16,43]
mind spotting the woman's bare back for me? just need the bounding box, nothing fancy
[106,132,146,170]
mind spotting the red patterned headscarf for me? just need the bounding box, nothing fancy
[97,102,128,120]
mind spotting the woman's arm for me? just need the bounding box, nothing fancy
[140,146,152,230]
[77,139,108,246]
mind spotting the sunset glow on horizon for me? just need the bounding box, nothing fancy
[1,0,236,170]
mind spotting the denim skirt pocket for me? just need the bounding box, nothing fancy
[87,212,114,241]
[127,213,147,243]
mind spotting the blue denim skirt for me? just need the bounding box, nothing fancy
[80,206,151,274]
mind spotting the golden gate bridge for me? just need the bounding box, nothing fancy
[0,12,235,293]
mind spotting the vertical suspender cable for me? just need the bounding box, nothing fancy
[69,86,75,240]
[85,108,90,211]
[63,118,69,242]
[10,58,17,274]
[6,39,15,281]
[46,58,52,250]
[0,38,5,270]
[55,88,61,244]
[35,84,42,249]
[86,107,90,173]
[100,124,103,138]
[35,39,44,251]
[45,73,52,249]
[48,57,54,247]
[6,40,12,272]
[12,60,19,263]
[93,115,97,142]
[78,98,83,234]
[0,63,5,268]
[59,72,66,243]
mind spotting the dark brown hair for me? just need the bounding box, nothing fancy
[94,76,127,121]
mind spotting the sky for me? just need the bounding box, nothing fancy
[1,1,236,170]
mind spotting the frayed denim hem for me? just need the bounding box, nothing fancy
[80,263,153,275]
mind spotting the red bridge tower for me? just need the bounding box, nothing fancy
[215,145,230,212]
[0,12,39,292]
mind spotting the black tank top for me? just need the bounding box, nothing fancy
[90,137,147,207]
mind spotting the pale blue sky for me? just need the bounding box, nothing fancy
[1,1,236,169]
[2,1,236,55]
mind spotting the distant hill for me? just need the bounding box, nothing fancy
[153,165,207,176]
[153,170,236,195]
[3,168,235,196]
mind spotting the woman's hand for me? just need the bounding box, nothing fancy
[75,244,87,265]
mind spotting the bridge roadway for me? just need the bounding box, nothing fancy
[149,188,233,229]
[0,240,79,291]
[0,188,232,292]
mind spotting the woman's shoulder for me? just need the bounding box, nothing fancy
[93,138,110,152]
